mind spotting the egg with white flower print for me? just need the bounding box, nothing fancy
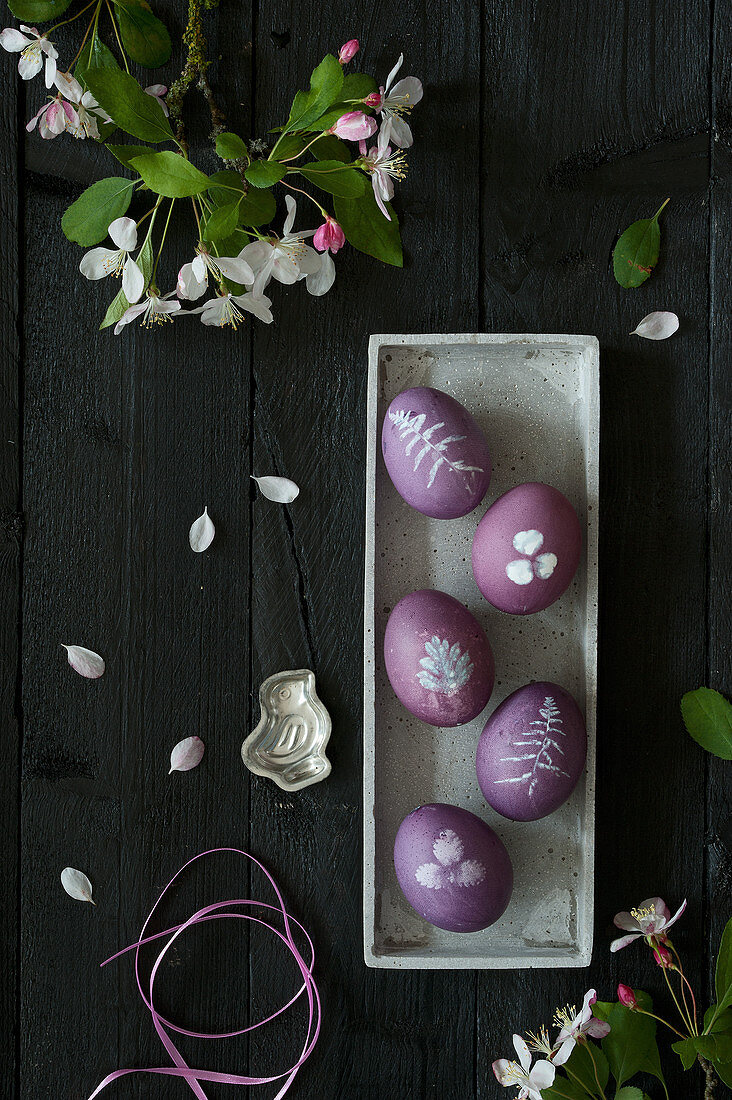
[476,682,587,822]
[384,589,495,727]
[381,386,492,518]
[471,482,582,615]
[393,803,513,933]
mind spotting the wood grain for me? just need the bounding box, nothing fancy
[4,1,728,1098]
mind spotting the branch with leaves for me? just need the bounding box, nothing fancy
[1,0,423,332]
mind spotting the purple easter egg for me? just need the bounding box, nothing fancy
[394,803,513,932]
[382,386,491,518]
[472,482,582,615]
[476,682,587,822]
[384,589,495,727]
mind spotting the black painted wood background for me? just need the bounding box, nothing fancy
[0,1,730,1097]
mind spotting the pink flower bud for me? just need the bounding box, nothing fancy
[617,983,638,1009]
[313,215,345,254]
[329,110,377,141]
[653,944,673,968]
[363,91,382,107]
[338,39,359,64]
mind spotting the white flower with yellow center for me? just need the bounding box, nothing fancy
[492,1035,555,1100]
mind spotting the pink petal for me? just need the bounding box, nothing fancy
[613,910,642,932]
[586,1019,611,1039]
[62,644,105,679]
[169,735,205,774]
[610,932,641,952]
[372,174,391,220]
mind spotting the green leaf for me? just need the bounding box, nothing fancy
[207,170,243,205]
[75,35,119,86]
[340,72,379,100]
[245,160,286,188]
[237,188,276,226]
[110,0,171,67]
[201,201,240,242]
[130,151,210,197]
[215,132,248,160]
[7,0,71,19]
[672,1037,700,1072]
[614,1090,646,1100]
[212,229,249,258]
[61,177,134,246]
[564,1040,609,1093]
[612,199,669,288]
[105,143,153,168]
[295,161,365,198]
[100,230,154,330]
[284,54,343,133]
[715,919,732,1017]
[334,189,403,266]
[311,134,351,162]
[84,67,173,144]
[713,1057,732,1087]
[598,993,665,1091]
[541,1075,589,1100]
[681,687,732,760]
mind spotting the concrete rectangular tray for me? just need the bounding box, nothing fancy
[363,333,599,969]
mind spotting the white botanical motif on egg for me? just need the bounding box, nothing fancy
[495,696,571,798]
[415,829,486,890]
[388,408,483,490]
[506,529,558,585]
[417,636,473,695]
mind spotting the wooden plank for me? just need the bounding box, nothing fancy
[477,3,711,1096]
[247,7,481,1096]
[0,39,20,1100]
[707,0,732,1014]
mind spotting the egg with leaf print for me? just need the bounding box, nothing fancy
[476,681,587,822]
[393,803,513,932]
[472,482,582,615]
[382,386,492,518]
[384,589,495,727]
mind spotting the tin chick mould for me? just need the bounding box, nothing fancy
[363,333,599,969]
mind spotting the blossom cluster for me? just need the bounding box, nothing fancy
[2,19,423,333]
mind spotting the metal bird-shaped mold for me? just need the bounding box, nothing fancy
[242,669,332,792]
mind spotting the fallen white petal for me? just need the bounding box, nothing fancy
[61,866,95,904]
[630,311,679,340]
[169,735,205,774]
[62,645,105,678]
[189,506,215,552]
[251,475,300,503]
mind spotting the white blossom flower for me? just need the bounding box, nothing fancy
[0,24,57,86]
[376,52,423,148]
[144,84,168,116]
[551,990,611,1066]
[54,70,110,138]
[176,246,255,301]
[239,195,321,297]
[493,1035,555,1100]
[610,897,687,953]
[190,290,273,328]
[114,290,181,335]
[80,217,145,303]
[301,249,335,296]
[359,120,407,221]
[26,92,77,139]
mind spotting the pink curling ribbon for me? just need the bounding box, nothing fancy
[87,847,321,1099]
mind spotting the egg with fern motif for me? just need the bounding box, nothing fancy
[382,386,491,518]
[384,589,494,727]
[393,803,513,932]
[476,682,587,822]
[472,482,582,614]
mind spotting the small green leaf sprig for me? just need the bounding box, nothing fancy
[1,0,423,332]
[492,902,731,1099]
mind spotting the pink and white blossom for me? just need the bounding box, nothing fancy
[145,84,169,116]
[338,39,359,64]
[375,52,423,148]
[54,71,110,139]
[26,93,77,139]
[329,110,376,141]
[313,215,345,254]
[0,24,57,86]
[610,897,687,953]
[359,119,407,220]
[176,246,255,300]
[552,990,611,1066]
[114,290,181,335]
[80,217,145,304]
[493,1035,555,1100]
[239,195,321,297]
[190,290,274,328]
